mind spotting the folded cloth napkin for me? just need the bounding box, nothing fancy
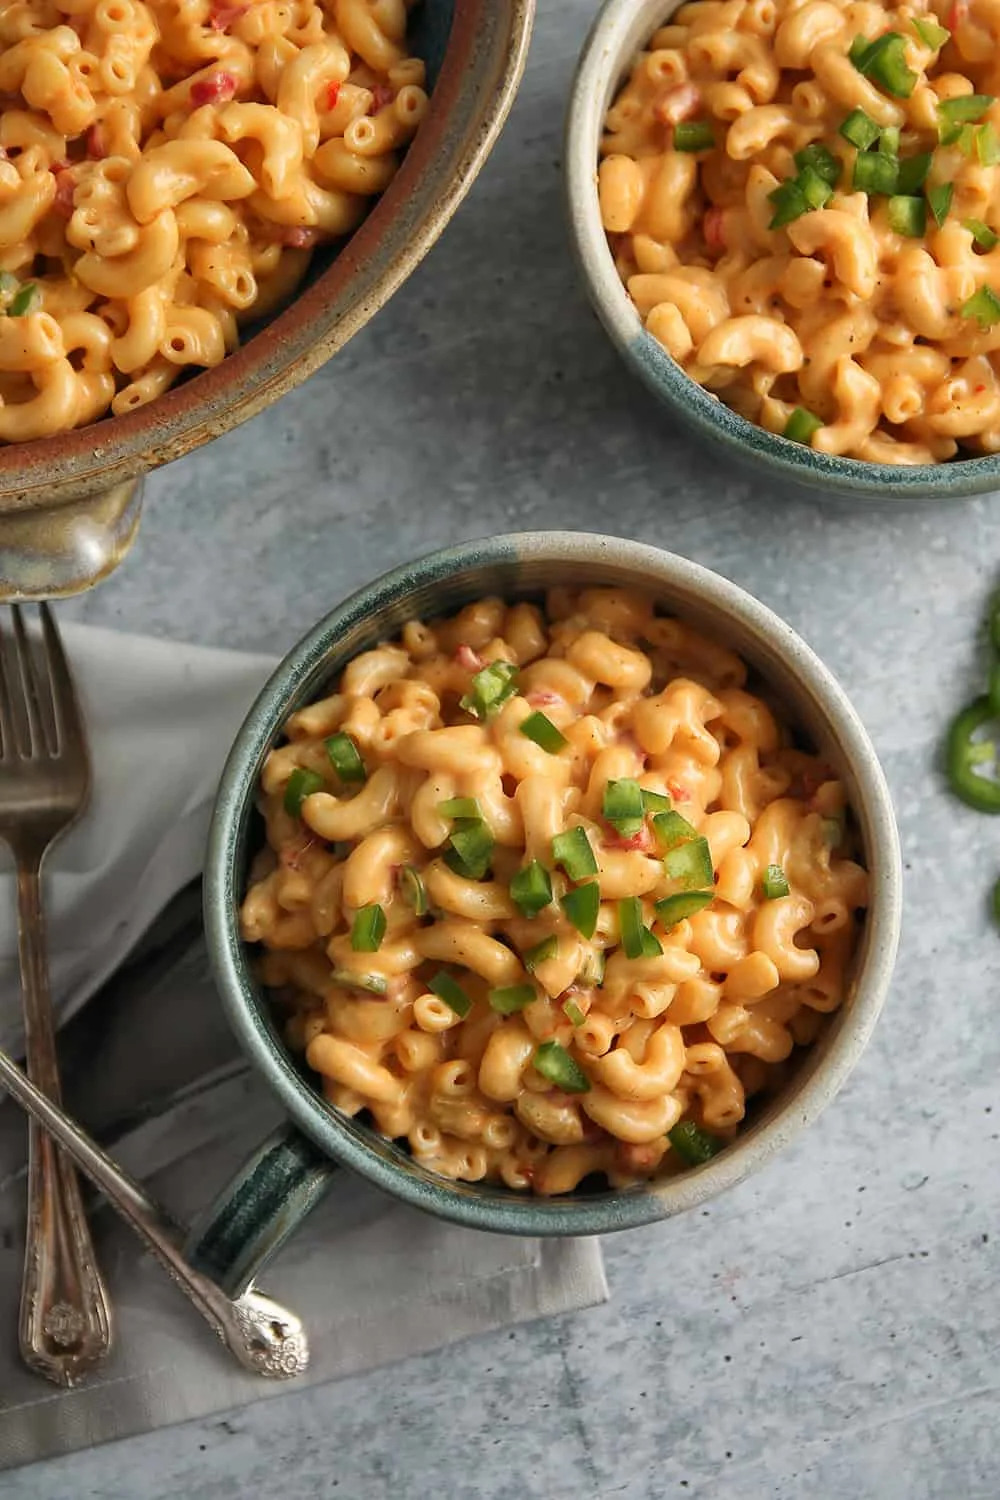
[0,625,607,1467]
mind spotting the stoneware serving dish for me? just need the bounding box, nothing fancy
[0,0,534,600]
[190,530,902,1298]
[565,0,1000,500]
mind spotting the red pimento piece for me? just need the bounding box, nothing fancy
[704,205,726,253]
[190,70,237,107]
[653,83,701,126]
[279,837,315,871]
[85,123,106,158]
[604,824,654,853]
[616,1140,659,1172]
[667,780,690,803]
[369,83,393,113]
[209,1,248,29]
[276,224,321,248]
[526,689,561,707]
[51,166,75,218]
[325,80,341,111]
[947,0,967,29]
[454,643,483,672]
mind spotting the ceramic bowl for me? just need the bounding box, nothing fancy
[0,0,534,600]
[564,0,1000,501]
[190,531,902,1298]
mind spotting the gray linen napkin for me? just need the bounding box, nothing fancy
[0,630,607,1470]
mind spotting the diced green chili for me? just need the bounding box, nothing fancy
[945,696,1000,811]
[879,125,901,156]
[518,710,567,753]
[674,120,715,152]
[283,767,324,816]
[794,142,841,185]
[429,971,473,1017]
[654,890,715,928]
[330,968,388,995]
[7,282,40,317]
[533,1040,591,1093]
[551,826,599,880]
[977,121,1000,165]
[489,983,536,1014]
[669,1120,724,1165]
[926,181,954,226]
[577,948,606,988]
[445,818,494,880]
[853,151,898,196]
[840,108,880,151]
[798,163,834,210]
[510,859,553,917]
[618,896,661,959]
[852,33,917,98]
[350,903,386,952]
[962,285,1000,328]
[895,151,932,193]
[641,788,672,814]
[438,796,482,820]
[460,659,519,720]
[912,15,950,49]
[887,194,926,237]
[963,217,999,250]
[562,997,587,1027]
[524,934,559,971]
[560,880,601,939]
[768,178,809,229]
[652,809,698,851]
[784,407,823,445]
[762,863,791,899]
[939,94,995,132]
[663,836,714,889]
[399,864,428,916]
[325,730,366,783]
[603,777,645,836]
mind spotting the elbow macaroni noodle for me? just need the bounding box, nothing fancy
[599,0,1000,463]
[241,587,870,1196]
[0,0,427,439]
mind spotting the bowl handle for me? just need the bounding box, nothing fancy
[0,478,144,601]
[183,1124,338,1299]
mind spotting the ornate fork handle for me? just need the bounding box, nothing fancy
[17,858,112,1386]
[0,1039,309,1379]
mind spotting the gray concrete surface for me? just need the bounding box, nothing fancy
[8,1,1000,1495]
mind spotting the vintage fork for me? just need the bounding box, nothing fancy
[0,604,113,1385]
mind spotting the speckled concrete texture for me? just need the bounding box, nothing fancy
[8,1,1000,1495]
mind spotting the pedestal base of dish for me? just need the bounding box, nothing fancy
[0,479,144,601]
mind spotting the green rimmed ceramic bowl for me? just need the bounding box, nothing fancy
[191,532,901,1297]
[565,0,1000,500]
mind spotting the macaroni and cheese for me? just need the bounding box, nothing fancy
[600,0,1000,464]
[241,588,869,1196]
[0,0,426,440]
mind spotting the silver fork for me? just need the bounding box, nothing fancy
[0,604,112,1385]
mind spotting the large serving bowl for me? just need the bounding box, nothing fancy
[189,531,902,1298]
[0,0,534,600]
[564,0,1000,501]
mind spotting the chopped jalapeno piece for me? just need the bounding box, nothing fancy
[962,285,1000,328]
[399,864,428,916]
[851,32,916,98]
[350,903,386,952]
[551,825,599,880]
[330,968,387,995]
[945,696,1000,811]
[445,818,494,880]
[784,407,823,445]
[794,142,841,185]
[963,217,999,249]
[325,731,366,784]
[7,282,40,317]
[577,948,606,988]
[879,125,901,156]
[674,120,715,151]
[912,15,950,48]
[489,983,536,1014]
[619,896,661,959]
[840,108,880,150]
[939,94,995,135]
[896,151,931,193]
[460,659,519,720]
[654,890,715,928]
[602,777,645,835]
[641,788,672,814]
[518,710,567,753]
[533,1040,591,1093]
[429,971,473,1018]
[438,796,482,820]
[798,163,834,209]
[767,178,809,228]
[853,150,898,195]
[977,122,1000,165]
[887,194,926,237]
[560,880,601,939]
[664,835,714,889]
[524,934,558,971]
[652,809,698,851]
[283,766,324,816]
[762,863,791,899]
[562,997,587,1027]
[669,1120,723,1165]
[927,180,954,226]
[510,859,553,917]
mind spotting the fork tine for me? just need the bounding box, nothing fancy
[10,605,49,758]
[0,617,14,760]
[39,603,86,760]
